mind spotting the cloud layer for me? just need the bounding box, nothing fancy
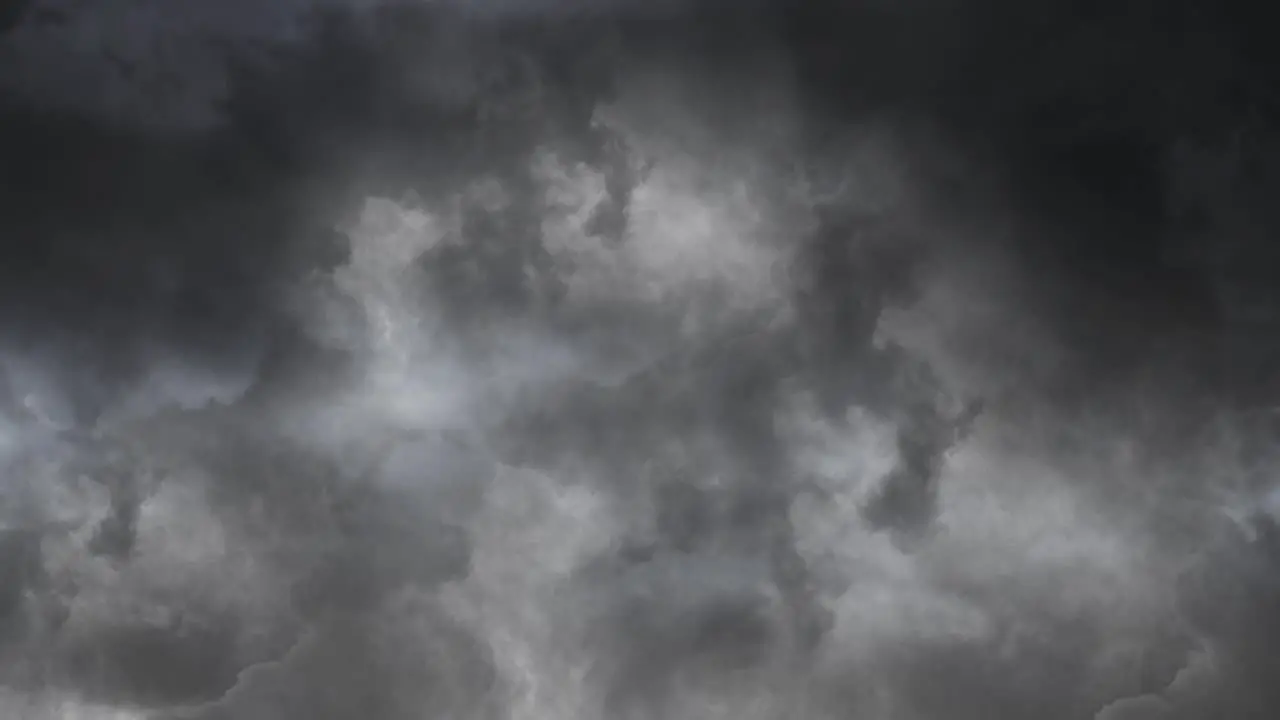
[3,2,1280,719]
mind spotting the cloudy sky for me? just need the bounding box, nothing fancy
[3,1,1280,719]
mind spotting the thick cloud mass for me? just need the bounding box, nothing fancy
[3,1,1280,718]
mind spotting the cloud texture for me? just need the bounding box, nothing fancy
[3,2,1280,719]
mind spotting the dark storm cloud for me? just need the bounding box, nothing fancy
[3,1,1280,719]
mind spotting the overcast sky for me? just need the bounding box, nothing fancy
[3,2,1280,719]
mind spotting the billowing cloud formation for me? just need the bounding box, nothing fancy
[3,2,1280,719]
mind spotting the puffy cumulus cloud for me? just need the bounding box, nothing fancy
[5,1,1280,719]
[536,149,786,321]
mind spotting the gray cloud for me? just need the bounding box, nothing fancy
[3,2,1280,719]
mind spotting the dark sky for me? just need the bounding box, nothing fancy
[3,2,1280,719]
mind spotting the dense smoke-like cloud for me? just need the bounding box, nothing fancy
[3,1,1280,719]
